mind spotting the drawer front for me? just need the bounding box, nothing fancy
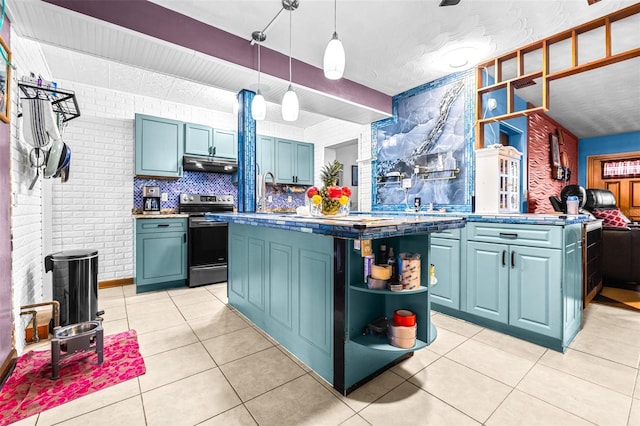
[434,228,461,239]
[136,219,187,234]
[466,223,562,248]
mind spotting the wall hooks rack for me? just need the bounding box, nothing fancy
[18,80,80,123]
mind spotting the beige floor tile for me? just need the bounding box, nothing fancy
[188,308,250,340]
[630,399,640,426]
[245,374,355,426]
[409,357,511,423]
[138,342,216,392]
[125,290,170,306]
[122,284,137,297]
[9,414,37,426]
[446,339,536,386]
[336,370,405,412]
[35,378,140,425]
[635,373,640,399]
[206,283,228,302]
[125,297,178,318]
[202,326,273,365]
[98,286,124,300]
[136,322,199,357]
[485,389,594,426]
[100,318,129,336]
[339,414,371,426]
[539,348,637,396]
[432,313,484,338]
[55,395,146,426]
[427,327,468,355]
[167,285,208,297]
[251,324,280,346]
[580,319,640,348]
[472,328,547,363]
[171,289,218,307]
[390,348,440,379]
[517,364,632,425]
[128,308,186,334]
[584,304,640,329]
[359,381,479,426]
[98,296,125,310]
[569,329,640,368]
[199,405,258,426]
[220,346,306,401]
[142,368,241,426]
[276,344,312,372]
[177,298,227,321]
[99,304,126,322]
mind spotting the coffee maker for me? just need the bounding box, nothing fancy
[142,186,161,215]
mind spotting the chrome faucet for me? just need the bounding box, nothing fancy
[261,171,276,212]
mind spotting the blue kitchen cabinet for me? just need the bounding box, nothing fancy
[275,138,314,184]
[135,114,184,177]
[184,123,213,156]
[430,233,461,310]
[213,129,237,160]
[134,218,187,293]
[185,124,237,160]
[256,135,275,175]
[465,241,509,323]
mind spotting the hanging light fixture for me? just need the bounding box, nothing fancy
[251,31,267,121]
[323,0,345,80]
[281,3,299,121]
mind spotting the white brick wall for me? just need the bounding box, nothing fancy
[304,119,373,211]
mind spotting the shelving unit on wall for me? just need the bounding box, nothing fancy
[474,3,640,148]
[18,80,81,123]
[414,165,460,182]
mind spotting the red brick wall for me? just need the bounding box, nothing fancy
[527,113,578,213]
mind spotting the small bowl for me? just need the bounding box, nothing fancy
[371,264,392,280]
[389,284,403,292]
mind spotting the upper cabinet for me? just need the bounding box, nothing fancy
[257,135,275,175]
[184,123,237,160]
[135,114,184,178]
[275,138,314,185]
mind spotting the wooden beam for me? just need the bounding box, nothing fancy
[547,47,640,81]
[477,107,546,124]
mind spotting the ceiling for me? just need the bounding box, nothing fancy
[6,0,640,138]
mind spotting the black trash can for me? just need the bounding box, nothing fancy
[45,249,99,326]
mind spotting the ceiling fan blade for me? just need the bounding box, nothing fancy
[587,0,602,4]
[439,0,461,6]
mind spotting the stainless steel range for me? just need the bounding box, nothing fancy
[179,194,234,288]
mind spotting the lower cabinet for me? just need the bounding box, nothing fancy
[431,222,582,351]
[134,218,188,293]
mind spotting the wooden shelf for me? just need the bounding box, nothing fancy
[349,283,428,295]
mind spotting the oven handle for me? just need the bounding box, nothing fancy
[189,221,228,228]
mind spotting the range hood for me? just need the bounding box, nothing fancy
[183,155,238,174]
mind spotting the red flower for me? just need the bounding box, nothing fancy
[341,186,352,197]
[328,185,343,199]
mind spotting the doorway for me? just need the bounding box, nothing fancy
[587,151,640,221]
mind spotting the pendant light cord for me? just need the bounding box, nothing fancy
[333,0,337,33]
[288,8,292,84]
[257,42,261,88]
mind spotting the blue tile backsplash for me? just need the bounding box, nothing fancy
[134,171,238,209]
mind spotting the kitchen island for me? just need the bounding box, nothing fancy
[204,212,465,395]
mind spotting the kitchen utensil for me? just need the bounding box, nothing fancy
[393,309,416,327]
[21,98,61,148]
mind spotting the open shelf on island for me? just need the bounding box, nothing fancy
[351,334,428,352]
[349,283,428,295]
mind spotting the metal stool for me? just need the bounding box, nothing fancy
[51,321,104,380]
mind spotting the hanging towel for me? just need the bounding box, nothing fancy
[21,98,61,148]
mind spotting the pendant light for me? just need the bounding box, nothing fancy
[281,6,299,121]
[323,0,345,80]
[251,31,267,121]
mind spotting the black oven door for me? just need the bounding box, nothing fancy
[188,218,228,287]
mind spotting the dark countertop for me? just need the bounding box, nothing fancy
[204,212,466,239]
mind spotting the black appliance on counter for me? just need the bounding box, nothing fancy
[179,193,234,288]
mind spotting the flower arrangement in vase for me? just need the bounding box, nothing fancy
[306,160,352,216]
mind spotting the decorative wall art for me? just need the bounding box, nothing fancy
[371,70,475,211]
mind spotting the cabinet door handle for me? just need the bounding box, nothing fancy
[183,233,186,243]
[212,146,216,156]
[208,146,212,155]
[499,232,518,239]
[511,251,516,268]
[157,224,170,227]
[502,250,506,266]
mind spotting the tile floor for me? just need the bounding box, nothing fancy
[13,284,640,426]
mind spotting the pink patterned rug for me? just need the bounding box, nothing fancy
[0,329,145,425]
